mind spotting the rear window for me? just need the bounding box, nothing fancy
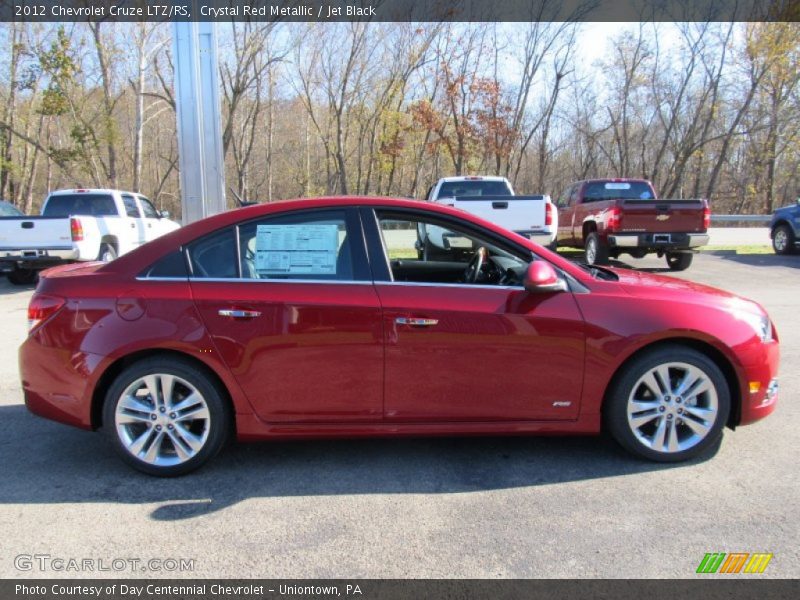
[583,182,654,201]
[437,180,513,199]
[43,194,117,217]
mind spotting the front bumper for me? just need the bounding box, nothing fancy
[607,233,709,249]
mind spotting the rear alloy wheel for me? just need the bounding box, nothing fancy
[772,224,796,255]
[605,346,730,462]
[104,358,230,476]
[666,252,693,271]
[7,267,38,285]
[97,242,118,263]
[584,231,609,265]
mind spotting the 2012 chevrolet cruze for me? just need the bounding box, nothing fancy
[20,197,779,476]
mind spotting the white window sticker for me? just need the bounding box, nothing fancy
[255,224,339,276]
[604,183,631,190]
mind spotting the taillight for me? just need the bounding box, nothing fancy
[28,294,65,331]
[70,217,83,241]
[703,206,711,229]
[545,202,553,226]
[607,207,621,232]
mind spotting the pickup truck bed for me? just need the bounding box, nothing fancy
[555,179,709,271]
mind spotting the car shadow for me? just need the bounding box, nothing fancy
[0,404,720,521]
[702,250,800,269]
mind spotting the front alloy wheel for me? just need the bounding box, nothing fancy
[104,358,230,476]
[605,346,730,462]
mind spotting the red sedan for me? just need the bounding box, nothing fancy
[19,197,779,476]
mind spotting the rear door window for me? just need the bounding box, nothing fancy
[121,194,141,218]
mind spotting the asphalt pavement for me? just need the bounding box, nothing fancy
[0,250,797,579]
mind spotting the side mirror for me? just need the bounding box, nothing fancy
[524,261,568,293]
[159,210,170,219]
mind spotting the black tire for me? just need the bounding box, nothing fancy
[103,357,231,476]
[548,239,558,252]
[604,345,730,462]
[771,224,796,255]
[97,242,118,263]
[7,267,39,285]
[584,231,609,265]
[666,252,693,271]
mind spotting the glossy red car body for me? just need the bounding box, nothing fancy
[20,197,778,448]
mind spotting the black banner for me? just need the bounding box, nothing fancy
[3,579,800,600]
[3,0,800,23]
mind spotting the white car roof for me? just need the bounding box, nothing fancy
[437,176,510,183]
[48,188,144,196]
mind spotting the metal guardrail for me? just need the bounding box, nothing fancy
[711,215,771,223]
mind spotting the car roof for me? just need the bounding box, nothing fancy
[47,188,146,196]
[438,176,509,183]
[100,195,586,281]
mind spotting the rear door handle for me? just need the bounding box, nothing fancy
[395,317,438,327]
[218,309,262,319]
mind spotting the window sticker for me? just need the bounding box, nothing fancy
[255,224,339,275]
[604,183,632,190]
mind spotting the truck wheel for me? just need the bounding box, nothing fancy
[585,232,609,265]
[7,267,38,286]
[98,243,118,263]
[772,224,796,255]
[666,252,693,271]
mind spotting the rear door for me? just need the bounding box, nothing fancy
[121,193,147,249]
[188,207,384,423]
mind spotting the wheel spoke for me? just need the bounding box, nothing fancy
[175,405,210,422]
[143,430,166,463]
[173,425,204,453]
[171,392,203,413]
[667,420,680,452]
[160,375,176,408]
[629,399,659,413]
[654,366,672,394]
[682,416,711,437]
[143,375,163,410]
[630,411,660,429]
[128,427,155,456]
[117,411,153,425]
[683,404,715,423]
[640,372,664,399]
[651,418,667,450]
[118,394,153,414]
[166,429,192,461]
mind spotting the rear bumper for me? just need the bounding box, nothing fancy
[0,247,78,271]
[607,233,709,249]
[515,229,556,245]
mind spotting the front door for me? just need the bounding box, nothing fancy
[370,209,586,422]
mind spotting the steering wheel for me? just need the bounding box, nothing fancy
[464,246,488,283]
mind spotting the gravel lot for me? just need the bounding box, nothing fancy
[0,250,797,579]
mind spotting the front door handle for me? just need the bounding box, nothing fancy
[218,309,262,319]
[395,317,438,327]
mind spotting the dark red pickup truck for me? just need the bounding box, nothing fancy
[554,179,710,271]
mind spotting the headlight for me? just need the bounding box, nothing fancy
[733,310,773,342]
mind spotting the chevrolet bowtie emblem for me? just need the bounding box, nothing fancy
[656,214,670,221]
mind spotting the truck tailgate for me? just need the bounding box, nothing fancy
[443,195,547,232]
[620,199,706,233]
[0,217,72,250]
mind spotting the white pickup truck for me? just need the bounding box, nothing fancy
[0,188,180,284]
[422,176,557,258]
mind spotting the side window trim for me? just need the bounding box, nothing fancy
[363,206,535,284]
